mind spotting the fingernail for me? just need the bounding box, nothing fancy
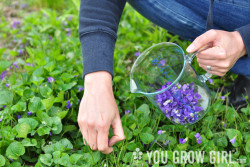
[187,44,195,53]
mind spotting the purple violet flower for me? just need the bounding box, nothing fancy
[197,138,202,144]
[66,100,71,109]
[13,62,19,69]
[48,36,52,41]
[68,16,72,21]
[3,105,6,108]
[78,87,84,91]
[179,138,186,144]
[26,63,31,66]
[230,136,236,144]
[160,60,166,66]
[194,133,200,139]
[220,96,226,100]
[18,115,21,119]
[157,130,163,135]
[20,3,28,9]
[125,110,131,115]
[164,140,171,146]
[208,79,213,84]
[18,49,23,55]
[65,28,71,36]
[134,51,140,56]
[1,71,7,81]
[78,99,81,103]
[0,135,2,138]
[12,20,20,29]
[155,82,203,125]
[48,77,55,83]
[49,131,52,136]
[27,111,32,116]
[10,157,13,161]
[0,118,2,122]
[5,83,9,88]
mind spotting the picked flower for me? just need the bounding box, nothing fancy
[66,100,71,109]
[155,82,203,125]
[125,110,131,115]
[48,77,55,83]
[230,136,237,144]
[179,138,187,144]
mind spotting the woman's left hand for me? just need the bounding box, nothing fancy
[186,29,247,76]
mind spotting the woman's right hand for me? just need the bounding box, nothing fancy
[77,71,125,154]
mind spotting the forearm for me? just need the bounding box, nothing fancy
[79,0,126,79]
[236,24,250,57]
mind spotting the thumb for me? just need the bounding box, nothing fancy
[187,29,217,53]
[108,113,125,147]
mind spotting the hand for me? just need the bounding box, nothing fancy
[77,71,125,154]
[186,29,247,76]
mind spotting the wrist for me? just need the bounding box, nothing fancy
[84,71,113,92]
[233,31,247,58]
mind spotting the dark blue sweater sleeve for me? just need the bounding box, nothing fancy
[236,24,250,57]
[79,0,126,79]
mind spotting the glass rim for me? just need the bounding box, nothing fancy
[130,42,186,96]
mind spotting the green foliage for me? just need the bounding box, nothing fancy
[0,0,249,166]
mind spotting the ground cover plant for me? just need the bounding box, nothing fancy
[0,0,249,166]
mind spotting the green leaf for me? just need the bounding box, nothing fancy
[52,151,61,164]
[0,154,5,166]
[37,111,53,126]
[22,138,37,147]
[0,89,13,105]
[51,116,62,134]
[59,138,73,150]
[37,126,51,136]
[42,96,55,111]
[17,123,31,138]
[59,82,77,91]
[0,60,12,72]
[226,129,242,147]
[61,73,74,82]
[39,154,53,166]
[69,154,83,165]
[92,152,100,165]
[54,91,65,103]
[136,104,150,116]
[9,161,21,167]
[217,136,228,148]
[18,118,38,130]
[58,153,70,166]
[246,140,250,153]
[11,101,26,111]
[31,75,44,85]
[6,142,25,160]
[122,152,133,163]
[139,133,154,144]
[225,107,239,123]
[44,62,55,73]
[23,89,35,100]
[40,85,52,97]
[62,125,77,135]
[28,97,45,112]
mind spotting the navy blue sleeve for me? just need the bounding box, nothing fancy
[236,24,250,57]
[79,0,126,79]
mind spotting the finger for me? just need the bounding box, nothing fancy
[79,122,88,145]
[87,120,98,150]
[97,122,113,154]
[196,46,226,60]
[187,29,217,53]
[109,113,125,147]
[199,63,227,73]
[197,58,228,69]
